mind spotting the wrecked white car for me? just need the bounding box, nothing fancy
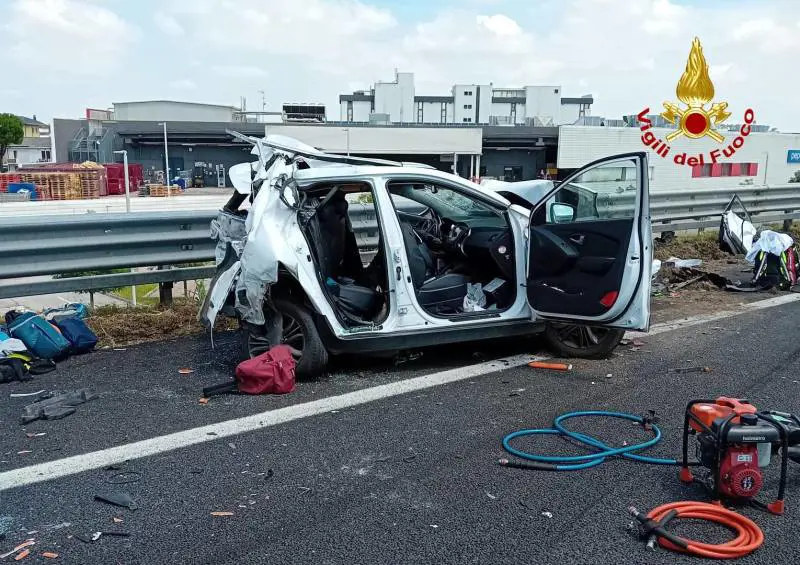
[200,133,652,377]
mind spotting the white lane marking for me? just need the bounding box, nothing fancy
[5,292,797,492]
[0,354,545,492]
[625,293,800,339]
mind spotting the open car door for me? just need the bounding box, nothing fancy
[526,153,652,331]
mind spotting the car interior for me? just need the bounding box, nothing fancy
[388,181,517,317]
[298,182,390,326]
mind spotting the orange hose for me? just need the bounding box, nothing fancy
[646,502,764,559]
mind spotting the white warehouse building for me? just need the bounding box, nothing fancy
[340,71,592,126]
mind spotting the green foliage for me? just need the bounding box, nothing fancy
[0,114,24,163]
[789,171,800,183]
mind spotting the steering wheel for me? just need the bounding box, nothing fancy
[418,217,440,239]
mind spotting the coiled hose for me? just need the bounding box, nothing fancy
[631,502,763,559]
[500,410,678,471]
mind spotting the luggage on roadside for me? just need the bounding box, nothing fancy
[6,311,71,360]
[6,351,57,375]
[202,345,296,397]
[53,317,98,354]
[43,303,89,323]
[752,245,800,290]
[0,357,31,384]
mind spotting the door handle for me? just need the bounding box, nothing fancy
[569,234,585,245]
[396,266,402,281]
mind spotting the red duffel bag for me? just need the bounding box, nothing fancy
[235,345,296,394]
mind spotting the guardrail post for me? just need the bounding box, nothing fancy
[157,266,174,307]
[783,219,793,232]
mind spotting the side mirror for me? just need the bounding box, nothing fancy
[550,203,576,223]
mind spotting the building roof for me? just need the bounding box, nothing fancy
[339,93,374,103]
[11,137,52,148]
[415,96,454,103]
[17,116,47,127]
[112,100,240,110]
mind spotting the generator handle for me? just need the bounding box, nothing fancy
[757,412,789,511]
[682,399,717,472]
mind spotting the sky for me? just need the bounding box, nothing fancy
[2,0,799,131]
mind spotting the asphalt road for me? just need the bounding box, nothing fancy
[1,301,800,564]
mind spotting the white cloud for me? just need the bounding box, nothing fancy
[2,0,799,132]
[154,11,185,36]
[4,0,137,75]
[169,79,198,90]
[211,65,269,78]
[476,14,522,36]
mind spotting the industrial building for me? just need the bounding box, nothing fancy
[44,91,800,192]
[339,71,592,126]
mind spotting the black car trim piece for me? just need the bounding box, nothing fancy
[312,312,543,354]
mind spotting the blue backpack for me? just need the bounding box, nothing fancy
[54,317,98,354]
[7,312,71,360]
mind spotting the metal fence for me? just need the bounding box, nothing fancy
[0,184,798,300]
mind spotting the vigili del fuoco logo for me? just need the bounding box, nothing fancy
[637,37,755,167]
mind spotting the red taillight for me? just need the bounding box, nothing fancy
[600,291,618,308]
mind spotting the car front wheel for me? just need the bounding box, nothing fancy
[543,323,624,359]
[242,298,329,379]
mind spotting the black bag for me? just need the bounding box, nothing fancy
[5,352,56,375]
[0,358,31,384]
[752,246,799,291]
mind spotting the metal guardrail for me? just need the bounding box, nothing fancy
[0,185,798,300]
[0,211,217,300]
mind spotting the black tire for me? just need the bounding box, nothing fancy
[543,323,624,359]
[242,298,329,379]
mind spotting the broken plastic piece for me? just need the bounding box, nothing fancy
[199,398,210,405]
[0,540,35,559]
[178,368,195,375]
[528,361,572,371]
[14,549,30,561]
[112,518,123,524]
[94,492,138,511]
[210,512,234,517]
[20,389,97,425]
[9,391,46,399]
[42,553,58,559]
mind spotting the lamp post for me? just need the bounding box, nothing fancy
[158,122,170,197]
[113,149,136,306]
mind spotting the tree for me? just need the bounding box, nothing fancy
[789,171,800,183]
[0,114,24,163]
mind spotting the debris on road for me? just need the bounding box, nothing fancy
[112,518,123,524]
[395,351,423,366]
[671,366,712,374]
[24,432,46,438]
[178,368,195,375]
[20,389,97,425]
[508,388,526,397]
[94,492,138,511]
[605,374,613,379]
[41,552,59,559]
[9,391,45,399]
[528,361,572,371]
[541,512,553,519]
[198,397,210,405]
[106,471,142,485]
[486,492,497,500]
[210,512,234,517]
[13,548,30,560]
[16,450,32,455]
[0,540,35,559]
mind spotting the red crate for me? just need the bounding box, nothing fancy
[0,173,21,192]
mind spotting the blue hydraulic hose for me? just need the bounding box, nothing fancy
[501,410,679,471]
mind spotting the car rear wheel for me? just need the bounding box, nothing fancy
[242,298,329,379]
[543,323,624,359]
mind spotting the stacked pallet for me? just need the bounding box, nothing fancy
[146,183,182,197]
[17,171,101,200]
[0,173,21,193]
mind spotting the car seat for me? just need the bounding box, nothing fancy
[400,222,469,313]
[312,192,382,320]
